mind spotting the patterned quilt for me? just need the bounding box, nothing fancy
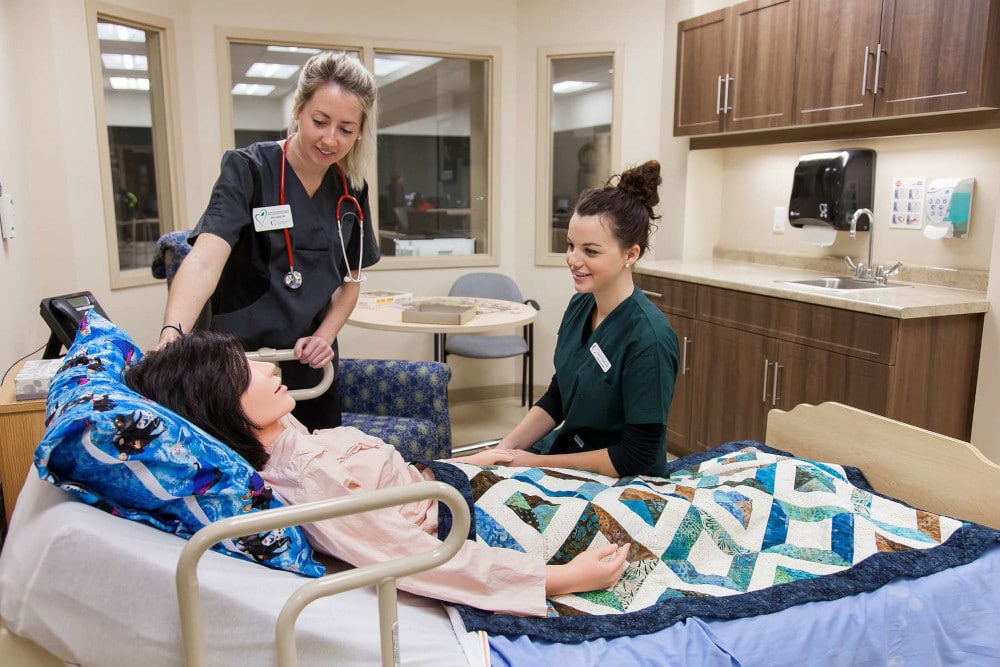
[444,442,1000,642]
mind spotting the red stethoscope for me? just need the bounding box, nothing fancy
[279,135,366,290]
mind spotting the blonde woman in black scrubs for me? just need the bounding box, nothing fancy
[158,52,380,430]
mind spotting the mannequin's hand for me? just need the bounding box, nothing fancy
[294,335,336,368]
[545,543,630,596]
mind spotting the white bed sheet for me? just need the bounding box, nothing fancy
[0,473,485,667]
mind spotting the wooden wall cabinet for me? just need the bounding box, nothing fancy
[676,0,1000,136]
[795,0,1000,124]
[674,0,799,136]
[636,273,982,456]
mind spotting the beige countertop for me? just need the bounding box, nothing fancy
[635,258,989,319]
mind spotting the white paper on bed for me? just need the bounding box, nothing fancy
[0,473,483,667]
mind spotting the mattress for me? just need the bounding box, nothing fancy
[0,472,485,666]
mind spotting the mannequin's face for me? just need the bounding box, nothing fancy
[241,360,295,427]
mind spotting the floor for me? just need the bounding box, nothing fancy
[449,396,529,452]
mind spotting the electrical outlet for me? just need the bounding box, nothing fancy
[772,206,786,234]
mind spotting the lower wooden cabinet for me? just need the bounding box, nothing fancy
[636,273,982,456]
[665,315,696,456]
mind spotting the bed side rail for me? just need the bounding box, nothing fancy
[245,348,334,401]
[176,481,470,667]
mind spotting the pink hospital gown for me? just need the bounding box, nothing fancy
[260,417,548,616]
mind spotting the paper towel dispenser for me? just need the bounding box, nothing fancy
[788,149,876,231]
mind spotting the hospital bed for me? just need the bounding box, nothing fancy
[2,399,999,665]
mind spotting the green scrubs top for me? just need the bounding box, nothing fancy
[532,287,679,477]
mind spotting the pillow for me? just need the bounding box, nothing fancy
[34,311,325,577]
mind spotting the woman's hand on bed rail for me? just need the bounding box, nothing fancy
[545,543,631,596]
[293,334,336,369]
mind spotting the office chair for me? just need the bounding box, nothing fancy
[441,272,540,406]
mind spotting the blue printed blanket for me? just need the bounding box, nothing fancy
[444,442,1000,642]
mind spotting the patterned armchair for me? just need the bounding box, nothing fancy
[340,358,452,461]
[152,231,453,462]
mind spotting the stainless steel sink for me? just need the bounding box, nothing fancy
[781,277,907,290]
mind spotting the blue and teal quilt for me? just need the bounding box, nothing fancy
[443,442,1000,642]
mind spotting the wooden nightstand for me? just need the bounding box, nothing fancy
[0,360,48,525]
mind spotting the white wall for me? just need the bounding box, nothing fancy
[706,133,999,271]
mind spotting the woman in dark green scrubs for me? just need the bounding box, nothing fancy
[498,161,679,477]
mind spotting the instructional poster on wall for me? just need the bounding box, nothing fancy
[890,177,924,229]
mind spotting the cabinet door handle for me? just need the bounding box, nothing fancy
[861,45,871,95]
[681,336,691,375]
[716,75,724,114]
[761,358,771,403]
[873,43,883,93]
[723,74,733,113]
[771,362,782,406]
[640,289,663,300]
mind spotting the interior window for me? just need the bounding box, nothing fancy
[374,52,490,259]
[92,13,177,286]
[537,52,617,263]
[224,41,495,266]
[228,43,361,148]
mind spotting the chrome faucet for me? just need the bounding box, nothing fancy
[844,208,874,279]
[844,208,902,283]
[844,208,903,285]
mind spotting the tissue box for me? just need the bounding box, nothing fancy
[14,359,63,401]
[357,290,413,309]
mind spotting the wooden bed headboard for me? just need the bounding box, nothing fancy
[766,402,1000,530]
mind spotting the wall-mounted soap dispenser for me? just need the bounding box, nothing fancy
[924,177,974,240]
[788,149,876,230]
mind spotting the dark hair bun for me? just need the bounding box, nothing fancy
[616,160,661,209]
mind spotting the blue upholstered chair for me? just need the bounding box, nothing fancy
[152,231,453,461]
[339,358,452,461]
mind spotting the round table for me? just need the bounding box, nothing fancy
[347,296,538,361]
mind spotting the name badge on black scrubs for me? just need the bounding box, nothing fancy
[252,204,293,232]
[590,342,612,372]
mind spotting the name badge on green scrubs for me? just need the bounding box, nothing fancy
[589,342,611,372]
[252,204,294,232]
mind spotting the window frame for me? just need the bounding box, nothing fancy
[534,45,623,266]
[87,1,183,289]
[217,28,500,270]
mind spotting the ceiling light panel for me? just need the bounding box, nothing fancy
[97,23,146,42]
[101,53,148,71]
[232,83,276,96]
[552,80,599,94]
[245,62,299,79]
[109,77,150,91]
[267,46,321,54]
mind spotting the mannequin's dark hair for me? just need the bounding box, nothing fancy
[575,160,662,258]
[123,330,270,470]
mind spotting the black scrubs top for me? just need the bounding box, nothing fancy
[190,141,380,429]
[191,141,380,351]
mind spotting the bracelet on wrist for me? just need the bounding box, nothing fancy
[160,324,185,338]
